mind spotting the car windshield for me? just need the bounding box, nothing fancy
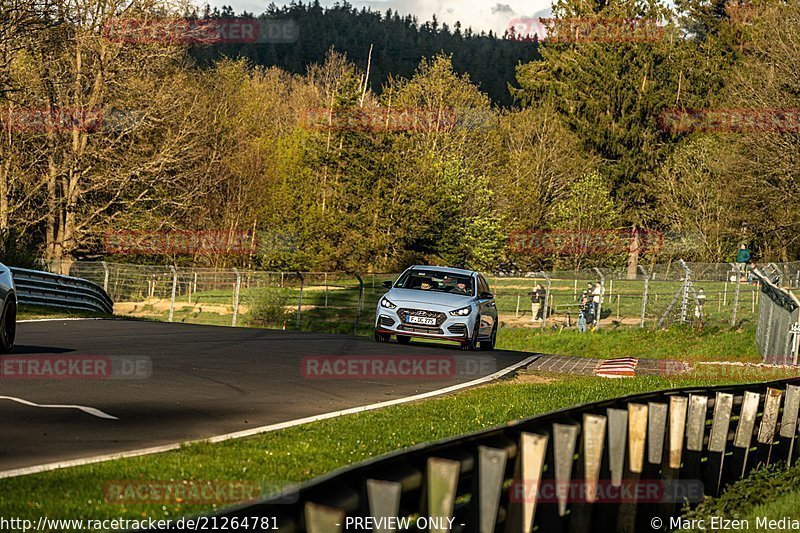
[394,269,474,295]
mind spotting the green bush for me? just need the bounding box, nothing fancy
[247,286,291,327]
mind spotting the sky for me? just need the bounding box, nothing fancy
[206,0,553,37]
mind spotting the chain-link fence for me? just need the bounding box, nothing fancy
[751,268,800,365]
[34,260,800,334]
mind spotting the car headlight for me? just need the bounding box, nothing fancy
[449,306,472,316]
[380,297,397,309]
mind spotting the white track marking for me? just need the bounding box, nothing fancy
[0,355,537,479]
[18,318,104,323]
[0,396,117,420]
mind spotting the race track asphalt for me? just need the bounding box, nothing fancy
[0,319,532,473]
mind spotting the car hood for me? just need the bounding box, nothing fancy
[384,288,474,309]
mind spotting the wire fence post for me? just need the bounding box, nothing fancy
[324,272,328,307]
[730,262,741,327]
[232,268,241,327]
[168,265,177,322]
[638,265,649,328]
[354,273,364,334]
[679,260,691,324]
[296,272,304,330]
[541,272,551,329]
[101,261,109,292]
[515,294,520,319]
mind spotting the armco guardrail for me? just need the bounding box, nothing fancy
[11,267,114,314]
[158,378,800,533]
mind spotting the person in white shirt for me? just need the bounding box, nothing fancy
[591,282,603,323]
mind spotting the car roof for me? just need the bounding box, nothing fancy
[407,265,477,277]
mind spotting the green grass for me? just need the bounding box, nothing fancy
[0,370,790,527]
[678,463,800,532]
[496,324,761,362]
[17,304,110,321]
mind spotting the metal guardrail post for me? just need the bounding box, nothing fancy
[638,265,649,328]
[168,265,177,322]
[296,272,304,330]
[232,268,241,327]
[354,273,364,334]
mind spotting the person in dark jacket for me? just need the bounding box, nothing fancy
[577,290,591,332]
[736,244,750,277]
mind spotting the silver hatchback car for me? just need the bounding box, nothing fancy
[374,266,498,350]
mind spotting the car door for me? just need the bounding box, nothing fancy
[476,274,496,336]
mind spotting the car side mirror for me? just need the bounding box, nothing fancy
[382,280,393,289]
[480,291,493,300]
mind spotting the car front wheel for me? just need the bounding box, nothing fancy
[0,298,16,354]
[461,317,480,351]
[480,324,497,351]
[374,330,390,343]
[396,335,411,345]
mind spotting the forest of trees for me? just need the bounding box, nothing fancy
[1,0,799,274]
[190,1,538,107]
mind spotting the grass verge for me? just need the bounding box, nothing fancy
[17,304,111,321]
[497,324,761,363]
[0,370,792,526]
[678,463,800,531]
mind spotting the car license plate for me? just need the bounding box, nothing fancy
[407,315,436,325]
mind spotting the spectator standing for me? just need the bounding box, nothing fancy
[578,290,591,333]
[592,281,603,323]
[746,261,757,284]
[736,244,751,279]
[695,288,706,319]
[530,284,543,322]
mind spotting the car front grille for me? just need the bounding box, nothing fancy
[398,325,445,335]
[397,308,447,327]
